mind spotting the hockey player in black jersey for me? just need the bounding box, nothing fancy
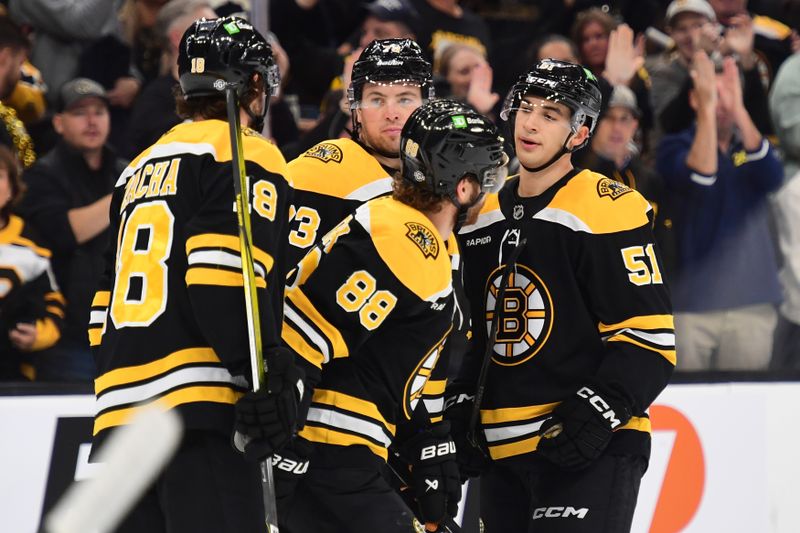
[89,17,296,533]
[285,38,434,269]
[451,60,675,532]
[246,99,506,533]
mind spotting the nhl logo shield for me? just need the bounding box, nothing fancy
[513,204,524,220]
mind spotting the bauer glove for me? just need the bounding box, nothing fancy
[233,346,305,461]
[537,384,631,471]
[402,421,462,524]
[272,437,312,500]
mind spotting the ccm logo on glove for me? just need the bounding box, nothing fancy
[420,441,457,460]
[577,386,622,429]
[272,452,310,474]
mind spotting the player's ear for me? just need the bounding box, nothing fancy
[570,125,590,149]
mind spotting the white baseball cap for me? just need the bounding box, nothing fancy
[665,0,716,26]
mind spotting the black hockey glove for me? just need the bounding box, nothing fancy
[402,422,462,524]
[233,346,305,461]
[444,393,490,480]
[537,384,631,471]
[271,437,312,500]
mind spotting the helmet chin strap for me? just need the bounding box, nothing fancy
[449,189,484,233]
[243,102,267,133]
[519,129,577,173]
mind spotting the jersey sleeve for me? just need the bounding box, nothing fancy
[184,156,290,379]
[88,184,122,350]
[281,219,387,385]
[579,216,675,415]
[29,266,65,351]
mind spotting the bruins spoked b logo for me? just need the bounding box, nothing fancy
[485,263,553,365]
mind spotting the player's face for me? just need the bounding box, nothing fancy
[53,98,110,153]
[357,83,423,157]
[464,190,487,226]
[513,96,584,170]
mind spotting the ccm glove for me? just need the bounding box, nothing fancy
[444,393,489,480]
[537,384,631,471]
[233,347,305,461]
[402,422,462,524]
[271,438,312,500]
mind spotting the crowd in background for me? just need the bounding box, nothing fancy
[1,0,800,382]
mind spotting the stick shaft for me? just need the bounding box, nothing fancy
[226,88,279,533]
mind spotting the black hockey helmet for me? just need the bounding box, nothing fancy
[501,59,602,147]
[348,38,434,109]
[400,99,507,199]
[178,16,279,100]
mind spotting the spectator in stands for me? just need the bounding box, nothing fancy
[124,0,216,158]
[0,145,65,381]
[576,84,675,278]
[7,0,122,108]
[408,0,491,71]
[435,43,499,115]
[78,0,170,150]
[709,0,799,82]
[0,15,35,169]
[273,0,417,109]
[768,53,800,370]
[648,0,772,138]
[17,78,127,381]
[572,9,653,148]
[528,33,580,64]
[656,51,782,371]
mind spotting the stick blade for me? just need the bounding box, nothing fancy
[44,406,183,533]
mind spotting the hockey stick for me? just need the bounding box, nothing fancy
[225,86,280,533]
[44,406,183,533]
[467,237,527,448]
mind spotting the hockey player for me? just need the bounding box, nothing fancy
[450,59,675,532]
[285,37,434,269]
[234,99,507,532]
[88,17,297,533]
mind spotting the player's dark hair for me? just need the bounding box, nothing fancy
[173,75,262,121]
[391,174,450,213]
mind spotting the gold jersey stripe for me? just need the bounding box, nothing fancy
[31,318,60,351]
[299,425,389,461]
[311,388,396,435]
[422,379,446,396]
[598,314,674,333]
[621,415,651,432]
[481,401,560,425]
[46,291,67,305]
[186,234,274,273]
[93,385,242,435]
[91,290,111,308]
[282,321,325,369]
[608,335,677,365]
[95,347,220,394]
[88,327,103,347]
[286,286,349,358]
[185,268,266,289]
[488,435,542,460]
[46,305,65,318]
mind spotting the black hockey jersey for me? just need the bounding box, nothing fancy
[282,197,455,460]
[456,170,675,462]
[0,215,64,379]
[285,138,393,269]
[89,120,292,444]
